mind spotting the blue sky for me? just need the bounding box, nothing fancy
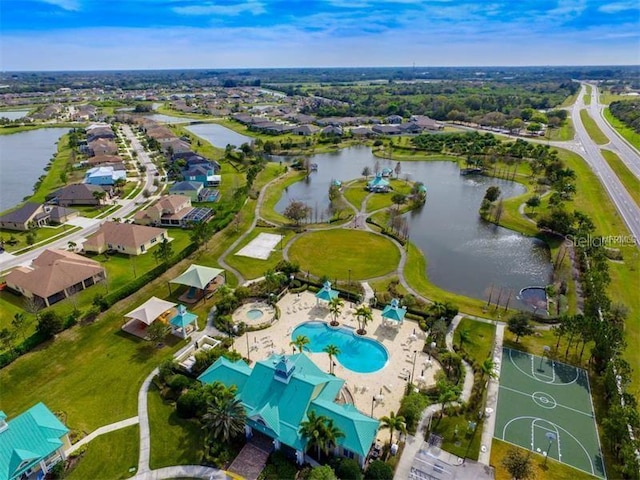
[1,0,638,70]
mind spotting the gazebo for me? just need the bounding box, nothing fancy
[367,174,390,192]
[123,296,176,339]
[381,298,407,325]
[316,280,339,306]
[170,264,225,303]
[169,304,199,339]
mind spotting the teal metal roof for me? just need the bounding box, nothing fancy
[0,403,69,480]
[197,357,251,389]
[199,353,379,456]
[316,281,339,302]
[381,298,407,323]
[169,305,198,329]
[368,174,390,188]
[310,399,380,457]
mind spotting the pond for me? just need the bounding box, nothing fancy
[144,113,200,124]
[0,127,70,212]
[0,110,30,121]
[185,123,252,149]
[274,146,552,307]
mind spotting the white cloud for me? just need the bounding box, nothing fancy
[174,1,266,16]
[598,1,638,13]
[39,0,81,11]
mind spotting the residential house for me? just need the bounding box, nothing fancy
[84,165,127,186]
[198,353,379,468]
[83,221,168,255]
[88,138,118,156]
[0,203,78,231]
[350,127,374,137]
[169,181,204,202]
[409,115,443,131]
[5,249,106,307]
[292,125,320,136]
[372,125,401,135]
[134,195,212,228]
[86,124,115,142]
[86,154,124,167]
[385,115,404,124]
[181,163,220,187]
[48,184,111,207]
[0,403,71,480]
[397,122,423,134]
[321,125,343,136]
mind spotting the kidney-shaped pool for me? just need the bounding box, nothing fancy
[291,321,388,374]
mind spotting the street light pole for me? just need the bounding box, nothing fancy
[410,350,418,384]
[371,395,375,417]
[246,334,250,362]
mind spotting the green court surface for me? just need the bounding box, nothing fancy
[494,347,606,479]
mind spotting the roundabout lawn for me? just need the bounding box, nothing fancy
[288,229,400,280]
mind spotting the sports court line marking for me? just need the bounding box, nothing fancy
[499,385,594,417]
[507,348,580,385]
[501,416,596,476]
[532,419,562,461]
[530,355,555,381]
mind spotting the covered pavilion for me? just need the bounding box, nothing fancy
[315,280,339,306]
[170,264,225,304]
[381,298,407,325]
[169,304,199,339]
[122,296,176,339]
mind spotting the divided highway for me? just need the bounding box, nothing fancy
[572,84,640,244]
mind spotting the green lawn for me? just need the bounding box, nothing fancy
[579,110,608,145]
[599,91,628,105]
[67,425,139,480]
[343,181,369,210]
[288,229,400,280]
[601,149,640,206]
[490,439,599,480]
[431,415,483,460]
[148,385,205,469]
[544,118,574,141]
[560,91,579,107]
[365,179,413,213]
[259,169,308,225]
[0,224,80,253]
[603,107,640,150]
[455,318,496,363]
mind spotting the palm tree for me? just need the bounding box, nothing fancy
[457,327,471,351]
[354,304,373,335]
[324,344,341,374]
[299,411,343,461]
[480,358,497,392]
[328,297,343,327]
[380,411,407,449]
[436,379,460,420]
[67,240,77,251]
[428,301,448,320]
[202,396,246,443]
[290,334,310,353]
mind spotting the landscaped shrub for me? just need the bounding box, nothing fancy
[365,460,394,480]
[260,451,298,480]
[166,374,194,393]
[308,465,337,480]
[398,391,429,434]
[176,389,203,418]
[36,311,64,339]
[333,458,363,480]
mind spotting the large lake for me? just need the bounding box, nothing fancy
[0,127,69,211]
[185,123,252,148]
[274,146,552,306]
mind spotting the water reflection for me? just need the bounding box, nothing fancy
[185,123,252,149]
[273,146,551,305]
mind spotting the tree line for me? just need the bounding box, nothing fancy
[610,99,640,134]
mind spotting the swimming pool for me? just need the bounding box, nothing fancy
[246,308,264,321]
[291,321,388,373]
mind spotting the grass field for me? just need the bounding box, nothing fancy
[225,227,295,280]
[579,110,608,145]
[603,108,640,150]
[491,438,599,480]
[67,425,139,480]
[148,385,205,469]
[544,119,574,141]
[495,348,605,479]
[601,149,640,206]
[456,318,496,363]
[288,229,400,280]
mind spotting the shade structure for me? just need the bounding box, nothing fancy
[381,298,407,323]
[170,264,224,290]
[126,296,176,325]
[316,280,339,303]
[368,174,390,188]
[169,304,198,329]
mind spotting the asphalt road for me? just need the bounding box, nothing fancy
[0,125,159,274]
[571,84,640,244]
[585,83,640,178]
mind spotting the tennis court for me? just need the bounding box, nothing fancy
[494,347,606,479]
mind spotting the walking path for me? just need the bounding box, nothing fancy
[65,416,140,455]
[478,323,505,465]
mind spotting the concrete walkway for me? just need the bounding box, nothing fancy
[133,465,228,480]
[478,323,504,465]
[65,416,140,455]
[137,368,159,475]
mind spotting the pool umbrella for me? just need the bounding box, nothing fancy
[381,298,407,325]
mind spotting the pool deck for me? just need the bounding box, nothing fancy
[232,291,442,426]
[233,300,276,324]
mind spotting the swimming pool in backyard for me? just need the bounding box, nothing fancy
[291,321,388,373]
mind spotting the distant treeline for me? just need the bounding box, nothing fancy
[1,65,638,93]
[610,99,640,133]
